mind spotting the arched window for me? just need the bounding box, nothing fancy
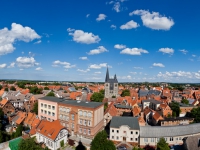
[83,111,86,117]
[79,111,82,116]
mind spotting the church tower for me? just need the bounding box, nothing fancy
[104,68,118,98]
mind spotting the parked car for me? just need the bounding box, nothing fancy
[117,146,127,150]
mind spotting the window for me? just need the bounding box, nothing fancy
[59,115,62,119]
[131,138,133,141]
[176,138,178,141]
[88,129,91,135]
[135,138,138,141]
[72,123,74,129]
[44,104,47,108]
[83,111,86,117]
[179,137,182,140]
[52,112,55,116]
[41,109,43,113]
[52,106,55,110]
[170,137,173,141]
[79,111,82,116]
[79,128,82,133]
[67,108,70,113]
[48,118,50,121]
[44,110,47,114]
[48,111,51,115]
[80,119,82,124]
[144,138,148,142]
[117,130,119,133]
[84,120,87,126]
[84,129,86,134]
[123,131,126,134]
[136,131,138,135]
[71,114,74,120]
[66,116,69,121]
[88,120,91,126]
[87,112,92,118]
[131,131,133,134]
[48,105,51,109]
[151,138,154,142]
[41,103,43,107]
[112,130,114,133]
[116,136,119,140]
[112,136,114,139]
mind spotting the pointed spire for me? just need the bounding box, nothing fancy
[114,74,118,83]
[105,67,109,82]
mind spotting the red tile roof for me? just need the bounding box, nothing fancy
[36,120,66,140]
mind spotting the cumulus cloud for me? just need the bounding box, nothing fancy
[118,75,132,80]
[79,57,88,60]
[94,71,101,74]
[130,72,137,75]
[0,63,7,69]
[134,67,143,69]
[158,48,174,55]
[96,14,107,21]
[114,44,126,49]
[111,25,117,30]
[179,49,188,54]
[157,71,196,80]
[130,10,174,30]
[0,23,40,55]
[68,29,101,44]
[86,14,90,18]
[16,57,39,68]
[89,63,112,69]
[52,60,75,69]
[87,46,108,55]
[35,67,42,71]
[77,68,90,73]
[113,2,120,12]
[7,62,15,68]
[120,48,149,55]
[34,40,41,44]
[120,20,139,30]
[153,63,165,67]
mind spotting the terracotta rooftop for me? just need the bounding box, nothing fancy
[0,99,8,107]
[36,120,66,140]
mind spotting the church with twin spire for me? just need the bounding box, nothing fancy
[104,68,119,98]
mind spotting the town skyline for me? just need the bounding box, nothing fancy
[1,0,200,83]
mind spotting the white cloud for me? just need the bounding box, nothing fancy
[114,44,126,49]
[113,2,120,12]
[118,75,132,80]
[77,69,90,73]
[68,30,101,44]
[34,40,41,44]
[16,57,38,68]
[131,10,174,30]
[0,63,7,69]
[0,23,40,55]
[19,69,24,71]
[111,25,117,30]
[79,57,88,60]
[89,63,112,69]
[67,28,75,32]
[94,71,101,74]
[134,67,143,69]
[7,62,15,68]
[153,63,165,67]
[192,55,196,57]
[87,46,108,55]
[35,67,42,71]
[96,14,107,21]
[120,20,139,30]
[120,48,149,55]
[158,48,174,55]
[130,72,137,75]
[86,14,90,18]
[52,60,75,69]
[91,77,102,80]
[179,49,188,54]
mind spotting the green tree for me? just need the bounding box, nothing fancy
[91,130,115,150]
[10,86,16,91]
[46,92,55,97]
[0,108,4,121]
[187,107,200,123]
[60,140,64,147]
[169,101,181,117]
[0,85,2,90]
[181,99,189,105]
[104,102,108,111]
[76,141,86,150]
[15,124,23,138]
[29,86,43,94]
[90,92,104,102]
[133,146,144,150]
[99,89,105,95]
[4,87,8,91]
[32,102,38,115]
[157,137,170,150]
[121,89,130,97]
[0,131,4,143]
[44,87,49,90]
[18,137,43,150]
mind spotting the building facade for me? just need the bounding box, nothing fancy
[110,116,140,145]
[104,68,118,98]
[58,100,104,139]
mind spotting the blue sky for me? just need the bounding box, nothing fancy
[0,0,200,83]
